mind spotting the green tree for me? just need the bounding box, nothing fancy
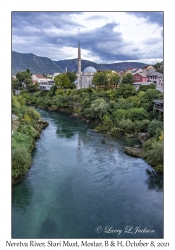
[16,71,31,83]
[26,82,39,93]
[12,79,22,89]
[117,83,136,98]
[88,98,109,120]
[127,107,149,121]
[54,74,75,89]
[140,89,159,112]
[154,62,163,74]
[66,71,77,83]
[92,72,108,87]
[49,85,58,97]
[138,83,156,92]
[121,73,134,84]
[109,73,121,86]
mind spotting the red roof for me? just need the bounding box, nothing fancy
[34,74,47,79]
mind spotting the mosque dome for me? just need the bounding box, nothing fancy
[83,66,97,73]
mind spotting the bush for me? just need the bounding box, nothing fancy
[118,119,133,133]
[12,147,32,178]
[12,94,21,111]
[113,109,128,123]
[148,120,163,137]
[48,85,58,97]
[140,89,159,112]
[89,98,109,120]
[114,98,133,109]
[12,131,33,151]
[146,141,163,172]
[17,124,36,138]
[25,107,40,120]
[82,98,91,109]
[127,107,149,121]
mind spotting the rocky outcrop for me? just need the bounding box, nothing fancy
[124,147,144,158]
[37,119,49,129]
[12,114,18,121]
[138,133,150,143]
[71,113,79,118]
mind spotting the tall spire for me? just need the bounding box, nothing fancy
[78,41,81,59]
[77,41,82,89]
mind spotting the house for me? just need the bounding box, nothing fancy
[133,72,147,82]
[153,99,163,112]
[132,68,142,74]
[32,74,48,84]
[32,74,55,91]
[39,80,55,91]
[147,72,163,88]
[142,65,155,75]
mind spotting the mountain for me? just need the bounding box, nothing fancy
[12,51,148,75]
[12,51,64,75]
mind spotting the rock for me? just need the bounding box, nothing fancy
[125,133,135,138]
[146,168,156,177]
[71,113,79,117]
[90,129,98,132]
[138,133,150,143]
[12,114,18,121]
[124,147,144,158]
[133,145,141,148]
[73,102,80,108]
[37,119,49,129]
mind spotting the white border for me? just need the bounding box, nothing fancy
[1,1,174,249]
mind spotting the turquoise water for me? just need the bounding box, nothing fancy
[12,109,163,238]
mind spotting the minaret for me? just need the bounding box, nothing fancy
[77,42,81,89]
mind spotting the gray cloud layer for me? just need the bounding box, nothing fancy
[12,12,163,64]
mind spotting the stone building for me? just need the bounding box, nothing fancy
[77,42,97,89]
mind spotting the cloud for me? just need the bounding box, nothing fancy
[128,12,163,27]
[12,12,163,64]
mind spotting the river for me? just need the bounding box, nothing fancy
[12,109,163,239]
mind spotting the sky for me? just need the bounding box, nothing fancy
[12,11,163,65]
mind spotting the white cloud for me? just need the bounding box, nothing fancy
[12,12,163,64]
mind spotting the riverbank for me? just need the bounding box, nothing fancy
[18,87,163,172]
[12,94,49,185]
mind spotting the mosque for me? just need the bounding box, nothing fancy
[77,42,97,89]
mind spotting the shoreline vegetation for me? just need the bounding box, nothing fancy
[12,94,49,185]
[13,81,163,176]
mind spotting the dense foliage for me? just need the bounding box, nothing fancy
[12,94,48,182]
[15,74,163,172]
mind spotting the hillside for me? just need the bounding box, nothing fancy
[12,51,64,75]
[12,51,148,75]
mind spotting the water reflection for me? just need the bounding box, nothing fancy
[12,109,163,238]
[38,218,58,238]
[12,179,32,212]
[145,173,163,192]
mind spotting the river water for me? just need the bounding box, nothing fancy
[12,109,163,239]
